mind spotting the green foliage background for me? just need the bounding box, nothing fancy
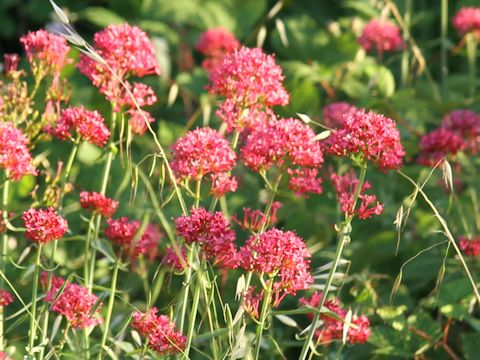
[2,0,480,358]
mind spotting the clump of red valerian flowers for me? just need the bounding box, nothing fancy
[331,172,384,219]
[300,291,371,345]
[452,7,480,37]
[175,207,238,268]
[163,246,189,271]
[80,191,119,218]
[243,286,264,319]
[20,29,70,76]
[131,308,186,355]
[209,47,289,132]
[195,28,240,72]
[358,19,404,55]
[241,117,324,196]
[47,106,110,147]
[0,289,13,306]
[171,127,237,197]
[324,109,405,171]
[459,236,480,257]
[105,217,162,259]
[323,102,358,129]
[43,275,103,329]
[232,202,282,232]
[417,128,465,167]
[239,228,313,301]
[441,109,480,153]
[0,122,36,181]
[22,208,68,244]
[78,23,159,125]
[126,109,155,135]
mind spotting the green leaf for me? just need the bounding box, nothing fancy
[462,333,480,360]
[80,7,126,28]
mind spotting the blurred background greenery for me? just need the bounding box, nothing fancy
[2,0,480,358]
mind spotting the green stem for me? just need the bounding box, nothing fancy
[58,140,80,211]
[466,33,477,98]
[401,0,412,87]
[253,276,274,360]
[27,244,43,357]
[440,0,448,98]
[97,256,121,360]
[57,322,71,356]
[200,271,220,359]
[0,178,9,352]
[299,163,367,360]
[184,272,201,358]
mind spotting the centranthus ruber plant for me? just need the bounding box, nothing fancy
[1,1,480,359]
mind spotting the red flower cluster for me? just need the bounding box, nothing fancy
[210,47,289,132]
[20,29,70,75]
[232,202,281,232]
[459,236,480,257]
[241,117,324,195]
[78,24,159,126]
[126,109,155,136]
[358,19,404,55]
[0,289,13,306]
[47,106,110,147]
[22,208,68,244]
[131,308,186,355]
[175,207,237,268]
[452,7,480,36]
[80,191,119,218]
[323,102,358,128]
[105,218,162,259]
[171,127,237,197]
[324,109,405,171]
[163,246,189,270]
[196,28,240,72]
[0,121,36,181]
[331,172,384,219]
[3,54,20,76]
[300,291,371,345]
[442,110,480,153]
[239,228,313,297]
[44,275,103,329]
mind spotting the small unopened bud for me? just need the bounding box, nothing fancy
[4,53,20,76]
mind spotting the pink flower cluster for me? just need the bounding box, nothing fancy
[232,202,282,232]
[239,228,313,297]
[131,308,186,355]
[0,289,13,306]
[210,47,289,132]
[80,191,119,218]
[22,208,68,244]
[323,102,358,128]
[44,275,103,329]
[171,127,237,197]
[331,172,384,219]
[324,109,405,171]
[196,28,240,72]
[452,7,480,36]
[300,291,371,345]
[78,24,159,130]
[417,109,480,166]
[163,246,189,270]
[175,207,237,268]
[0,122,36,181]
[358,19,404,55]
[105,218,162,259]
[459,236,480,257]
[47,106,110,147]
[20,29,70,75]
[3,54,20,76]
[241,118,324,195]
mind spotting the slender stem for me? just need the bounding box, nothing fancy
[0,178,9,352]
[299,163,367,360]
[58,140,80,211]
[440,0,448,98]
[201,271,220,359]
[253,277,274,360]
[28,244,43,357]
[401,0,412,87]
[466,34,478,98]
[184,272,201,358]
[57,322,71,356]
[97,256,121,360]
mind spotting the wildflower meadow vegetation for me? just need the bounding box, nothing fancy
[1,0,480,358]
